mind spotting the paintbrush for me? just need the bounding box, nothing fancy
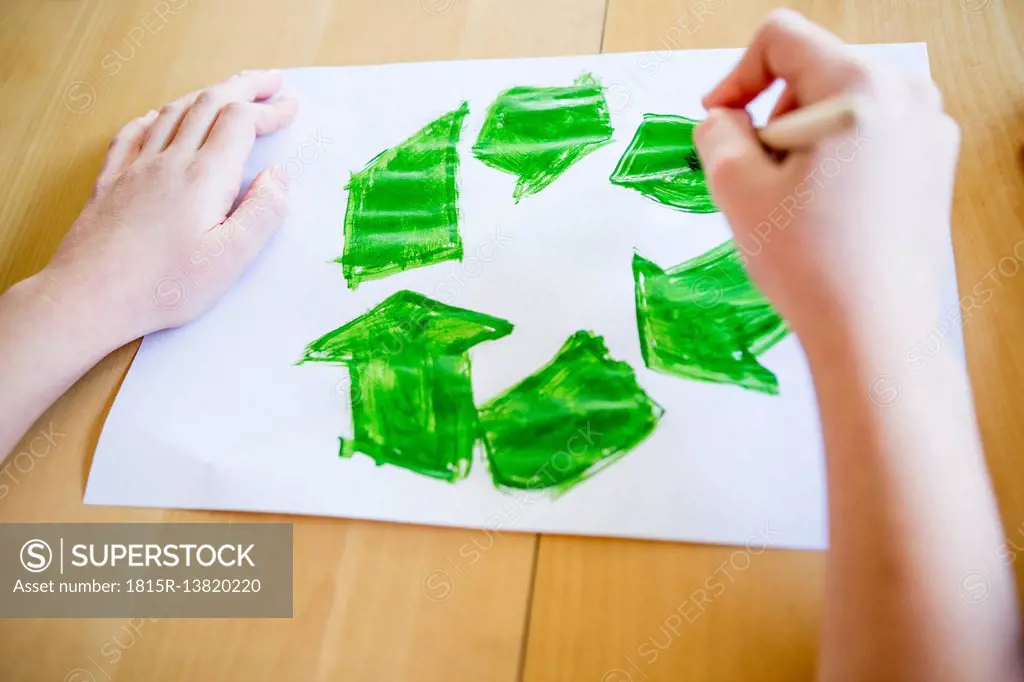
[756,95,861,152]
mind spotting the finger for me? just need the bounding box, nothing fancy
[139,94,198,158]
[242,98,299,136]
[703,9,859,110]
[695,108,776,183]
[229,69,286,102]
[138,71,282,158]
[194,102,272,168]
[204,167,289,277]
[694,108,777,250]
[768,85,799,122]
[97,109,158,186]
[170,70,289,151]
[178,97,297,152]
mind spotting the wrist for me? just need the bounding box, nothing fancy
[0,268,129,452]
[796,307,960,403]
[12,265,131,361]
[789,282,950,361]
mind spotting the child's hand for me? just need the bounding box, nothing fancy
[46,70,298,346]
[695,10,959,343]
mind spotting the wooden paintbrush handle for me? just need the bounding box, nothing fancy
[757,95,861,151]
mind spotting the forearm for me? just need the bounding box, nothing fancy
[0,268,122,457]
[805,318,1022,682]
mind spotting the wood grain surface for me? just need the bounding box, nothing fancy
[0,1,1020,681]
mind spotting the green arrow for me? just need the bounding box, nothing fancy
[473,73,614,202]
[633,243,789,394]
[610,113,717,214]
[479,330,663,493]
[338,102,469,289]
[300,291,514,482]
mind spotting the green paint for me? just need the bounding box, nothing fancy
[610,113,717,214]
[478,331,663,493]
[633,243,789,395]
[472,74,614,202]
[299,290,513,482]
[338,103,469,289]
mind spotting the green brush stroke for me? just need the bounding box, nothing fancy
[478,331,663,493]
[299,290,513,482]
[338,102,469,289]
[633,243,789,395]
[473,73,614,202]
[610,113,717,214]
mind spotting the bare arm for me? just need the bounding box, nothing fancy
[0,70,297,457]
[804,318,1019,681]
[696,10,1022,681]
[0,269,120,454]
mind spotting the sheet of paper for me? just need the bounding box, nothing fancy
[85,44,951,550]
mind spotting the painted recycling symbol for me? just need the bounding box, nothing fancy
[300,73,789,492]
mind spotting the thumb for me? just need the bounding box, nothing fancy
[207,166,289,278]
[694,107,776,216]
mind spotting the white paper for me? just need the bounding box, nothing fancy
[85,45,949,550]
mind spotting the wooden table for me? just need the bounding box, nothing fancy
[1,1,1021,680]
